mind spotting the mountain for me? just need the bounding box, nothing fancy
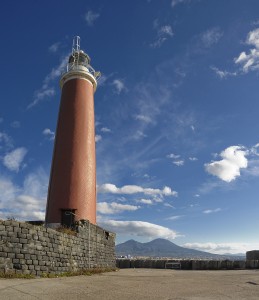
[116,239,245,260]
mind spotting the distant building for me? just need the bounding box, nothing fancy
[246,250,259,260]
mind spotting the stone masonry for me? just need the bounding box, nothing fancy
[0,220,116,276]
[117,259,259,270]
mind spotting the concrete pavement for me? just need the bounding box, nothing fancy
[1,269,259,299]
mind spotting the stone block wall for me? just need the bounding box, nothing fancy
[0,220,116,276]
[116,259,249,270]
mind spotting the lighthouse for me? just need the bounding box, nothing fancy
[45,36,100,227]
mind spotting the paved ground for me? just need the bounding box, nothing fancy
[1,269,259,299]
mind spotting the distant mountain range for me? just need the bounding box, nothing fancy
[116,238,245,260]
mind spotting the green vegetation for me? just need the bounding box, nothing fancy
[55,226,77,236]
[41,268,117,278]
[0,268,117,279]
[0,272,35,279]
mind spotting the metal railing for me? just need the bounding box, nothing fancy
[66,61,101,80]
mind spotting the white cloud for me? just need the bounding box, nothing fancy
[138,199,153,205]
[3,147,27,172]
[100,127,111,133]
[182,242,259,255]
[151,34,171,49]
[99,220,181,240]
[23,169,48,199]
[250,142,259,156]
[28,88,55,109]
[131,172,153,180]
[235,28,259,72]
[198,180,226,194]
[246,144,259,176]
[167,215,183,220]
[211,66,237,79]
[189,157,198,161]
[85,10,100,26]
[164,188,175,198]
[167,153,184,166]
[48,42,60,53]
[203,208,221,214]
[97,72,116,87]
[112,79,126,94]
[0,118,3,123]
[0,168,48,221]
[164,203,174,208]
[97,183,178,197]
[116,196,127,202]
[201,27,223,47]
[95,135,102,142]
[42,128,55,141]
[159,25,174,37]
[132,130,147,140]
[45,55,68,82]
[167,153,180,159]
[173,160,185,166]
[97,202,140,214]
[0,177,18,206]
[247,28,259,48]
[245,159,259,176]
[98,74,108,86]
[131,76,172,140]
[205,146,248,182]
[151,23,174,48]
[0,132,13,150]
[135,114,152,123]
[28,55,68,109]
[152,195,164,203]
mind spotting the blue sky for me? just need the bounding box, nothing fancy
[1,0,259,254]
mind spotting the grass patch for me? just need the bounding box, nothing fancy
[0,268,117,279]
[0,272,35,279]
[55,226,77,236]
[41,268,118,278]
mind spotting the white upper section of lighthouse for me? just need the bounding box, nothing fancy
[60,36,101,92]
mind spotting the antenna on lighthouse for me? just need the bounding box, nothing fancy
[72,36,80,53]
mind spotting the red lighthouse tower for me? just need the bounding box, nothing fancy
[45,37,100,227]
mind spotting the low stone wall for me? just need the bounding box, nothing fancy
[116,259,256,270]
[0,220,115,276]
[246,260,259,269]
